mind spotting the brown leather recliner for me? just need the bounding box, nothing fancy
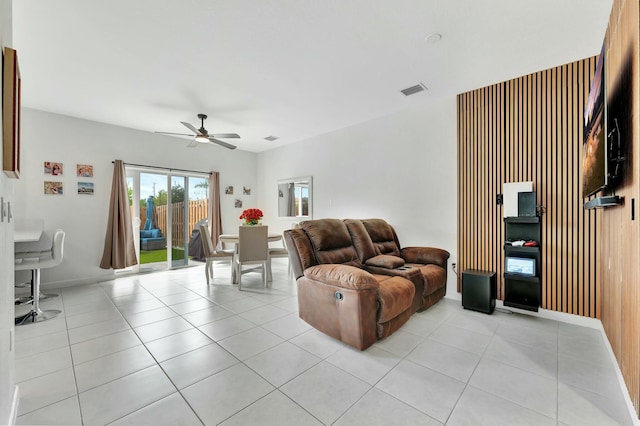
[352,219,450,311]
[284,218,449,350]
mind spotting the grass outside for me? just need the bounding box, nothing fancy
[139,247,191,264]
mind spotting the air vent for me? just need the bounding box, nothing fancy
[264,135,279,141]
[400,83,427,96]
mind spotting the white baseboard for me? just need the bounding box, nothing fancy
[494,299,602,328]
[38,273,116,291]
[7,385,18,425]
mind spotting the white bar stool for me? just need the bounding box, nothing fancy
[14,229,65,325]
[15,231,58,300]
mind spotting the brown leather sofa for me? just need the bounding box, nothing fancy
[284,218,449,350]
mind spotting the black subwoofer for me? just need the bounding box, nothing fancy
[462,269,496,314]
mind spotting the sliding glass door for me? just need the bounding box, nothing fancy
[170,175,210,268]
[126,166,209,271]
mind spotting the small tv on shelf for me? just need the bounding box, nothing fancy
[506,256,536,277]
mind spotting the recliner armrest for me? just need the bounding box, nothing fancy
[303,264,379,291]
[400,247,450,268]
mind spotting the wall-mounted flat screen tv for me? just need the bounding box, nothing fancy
[582,44,606,198]
[506,256,536,277]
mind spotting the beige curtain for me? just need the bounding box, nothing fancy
[100,160,138,269]
[208,171,223,250]
[287,183,296,216]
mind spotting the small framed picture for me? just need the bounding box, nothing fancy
[44,181,63,195]
[77,181,94,195]
[76,164,94,177]
[225,185,234,195]
[243,186,251,195]
[44,161,63,176]
[235,199,243,208]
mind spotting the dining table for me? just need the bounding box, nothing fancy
[219,232,283,284]
[218,233,283,245]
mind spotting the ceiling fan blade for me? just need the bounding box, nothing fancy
[208,137,237,150]
[180,121,201,135]
[187,140,199,148]
[155,131,194,137]
[211,133,240,139]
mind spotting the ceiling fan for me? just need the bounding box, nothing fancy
[155,113,239,150]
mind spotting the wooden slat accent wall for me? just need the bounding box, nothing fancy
[601,0,640,415]
[457,57,599,315]
[458,1,640,414]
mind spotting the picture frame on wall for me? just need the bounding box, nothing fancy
[3,47,21,178]
[77,181,94,195]
[44,181,63,195]
[44,161,64,176]
[77,164,94,177]
[225,185,234,195]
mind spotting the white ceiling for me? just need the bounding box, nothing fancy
[13,0,611,153]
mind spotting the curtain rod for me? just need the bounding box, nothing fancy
[112,161,211,176]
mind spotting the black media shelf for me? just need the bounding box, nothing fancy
[503,273,539,283]
[505,216,540,224]
[503,245,539,254]
[504,215,541,312]
[504,300,539,311]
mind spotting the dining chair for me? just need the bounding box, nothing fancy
[200,223,234,285]
[14,229,65,325]
[267,243,290,281]
[235,225,269,290]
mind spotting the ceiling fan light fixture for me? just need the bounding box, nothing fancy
[195,135,209,143]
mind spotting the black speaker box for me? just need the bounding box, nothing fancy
[462,270,496,314]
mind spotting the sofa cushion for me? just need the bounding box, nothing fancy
[401,246,449,268]
[140,229,161,238]
[376,276,415,323]
[365,255,405,269]
[300,219,361,266]
[303,264,379,291]
[344,219,377,261]
[362,219,401,256]
[408,263,447,295]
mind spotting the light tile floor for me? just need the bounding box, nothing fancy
[14,260,635,425]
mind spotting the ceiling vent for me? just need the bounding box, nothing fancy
[400,83,427,96]
[264,135,279,141]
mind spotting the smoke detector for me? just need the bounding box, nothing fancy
[425,33,442,44]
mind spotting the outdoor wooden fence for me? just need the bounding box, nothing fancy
[137,199,209,247]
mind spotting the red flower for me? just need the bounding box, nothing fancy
[239,208,263,224]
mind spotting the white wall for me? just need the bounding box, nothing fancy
[257,97,459,296]
[13,108,258,287]
[0,0,17,423]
